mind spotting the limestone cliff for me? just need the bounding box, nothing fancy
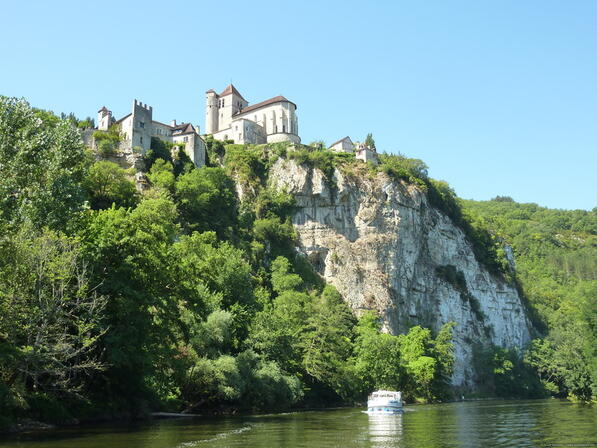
[268,158,532,387]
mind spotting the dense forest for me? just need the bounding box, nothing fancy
[462,198,596,401]
[0,96,594,430]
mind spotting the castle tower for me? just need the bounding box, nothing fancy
[97,106,112,131]
[217,84,248,131]
[205,89,218,134]
[131,99,153,153]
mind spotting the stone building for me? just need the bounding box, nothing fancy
[329,136,378,164]
[96,99,206,167]
[329,136,354,153]
[354,142,378,165]
[205,84,300,144]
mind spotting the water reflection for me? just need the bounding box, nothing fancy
[368,413,403,447]
[1,400,595,448]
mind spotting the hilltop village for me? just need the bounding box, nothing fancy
[89,84,378,168]
[2,90,593,434]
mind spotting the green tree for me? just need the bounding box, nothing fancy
[249,259,310,374]
[270,256,303,293]
[84,161,138,210]
[463,198,597,401]
[351,312,404,397]
[147,158,175,193]
[364,133,376,149]
[175,167,237,237]
[300,286,356,399]
[172,232,253,310]
[0,96,88,231]
[80,198,180,406]
[0,229,106,422]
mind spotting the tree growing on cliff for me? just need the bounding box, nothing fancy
[0,96,88,231]
[175,167,237,238]
[365,133,376,150]
[84,161,138,210]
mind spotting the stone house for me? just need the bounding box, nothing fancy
[355,142,378,165]
[205,84,300,145]
[330,136,354,153]
[329,135,379,164]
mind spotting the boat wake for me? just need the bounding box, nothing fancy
[176,425,254,446]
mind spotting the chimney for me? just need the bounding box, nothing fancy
[171,119,177,127]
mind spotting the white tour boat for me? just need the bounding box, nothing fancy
[365,390,403,414]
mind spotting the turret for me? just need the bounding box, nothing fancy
[131,99,153,153]
[205,89,218,134]
[97,106,112,131]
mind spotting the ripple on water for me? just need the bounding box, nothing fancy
[176,425,254,447]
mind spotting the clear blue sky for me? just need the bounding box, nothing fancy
[2,0,596,210]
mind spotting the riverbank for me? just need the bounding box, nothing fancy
[1,396,563,436]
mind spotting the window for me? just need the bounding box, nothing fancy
[140,136,143,144]
[183,136,188,142]
[139,121,145,128]
[222,98,225,107]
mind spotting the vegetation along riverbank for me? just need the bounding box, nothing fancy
[0,97,594,432]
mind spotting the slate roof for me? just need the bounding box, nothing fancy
[171,122,197,135]
[218,84,247,101]
[234,95,296,116]
[330,136,352,147]
[114,113,132,124]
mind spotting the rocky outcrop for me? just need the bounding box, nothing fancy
[82,130,148,190]
[269,158,532,387]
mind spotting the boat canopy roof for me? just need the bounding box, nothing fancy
[369,390,401,398]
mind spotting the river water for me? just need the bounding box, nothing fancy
[1,400,595,448]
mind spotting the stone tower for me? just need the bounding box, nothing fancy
[205,89,218,134]
[217,84,248,131]
[131,99,153,152]
[97,106,112,131]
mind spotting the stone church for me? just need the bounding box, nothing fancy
[205,84,300,145]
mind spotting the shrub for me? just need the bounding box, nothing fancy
[93,125,121,156]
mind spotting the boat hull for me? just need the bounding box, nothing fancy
[365,406,403,415]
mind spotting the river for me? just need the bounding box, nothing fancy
[1,399,595,448]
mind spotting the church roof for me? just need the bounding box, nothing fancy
[98,106,109,113]
[234,95,296,116]
[219,84,246,101]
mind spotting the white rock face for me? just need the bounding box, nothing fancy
[269,158,532,387]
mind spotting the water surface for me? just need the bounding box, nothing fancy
[1,400,595,448]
